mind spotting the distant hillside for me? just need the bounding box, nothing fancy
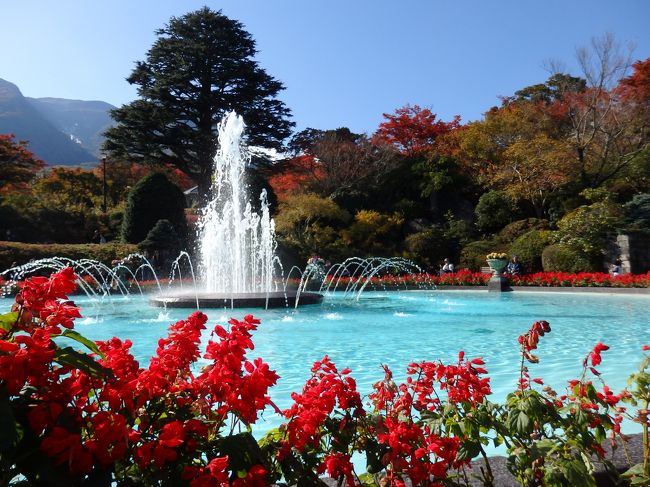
[27,97,115,158]
[0,78,114,165]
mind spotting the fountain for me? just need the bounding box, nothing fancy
[150,112,322,308]
[0,117,428,308]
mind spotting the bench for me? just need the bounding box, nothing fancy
[480,266,492,274]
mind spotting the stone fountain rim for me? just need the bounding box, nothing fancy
[149,290,323,308]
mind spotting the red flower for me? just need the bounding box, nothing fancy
[590,342,610,367]
[41,426,93,475]
[184,456,230,486]
[318,453,357,486]
[232,464,267,486]
[281,356,363,458]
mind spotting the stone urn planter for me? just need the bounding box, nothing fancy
[486,258,508,277]
[486,254,510,292]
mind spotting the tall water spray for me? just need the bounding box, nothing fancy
[198,112,277,294]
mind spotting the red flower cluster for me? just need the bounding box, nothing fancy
[0,268,278,485]
[510,271,650,288]
[368,354,489,485]
[1,267,645,486]
[406,352,491,410]
[561,344,630,441]
[0,267,80,397]
[323,270,650,290]
[195,315,280,425]
[281,356,363,456]
[517,320,551,389]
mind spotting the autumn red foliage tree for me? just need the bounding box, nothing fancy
[0,133,45,194]
[553,35,646,188]
[267,155,323,201]
[619,58,650,103]
[374,104,461,157]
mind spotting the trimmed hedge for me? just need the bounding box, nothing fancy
[474,190,513,233]
[0,241,138,270]
[541,244,599,273]
[403,227,449,270]
[498,218,548,243]
[459,238,506,271]
[508,229,554,273]
[121,173,187,244]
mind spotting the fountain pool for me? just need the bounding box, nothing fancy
[28,288,648,438]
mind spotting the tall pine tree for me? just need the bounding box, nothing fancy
[103,7,293,201]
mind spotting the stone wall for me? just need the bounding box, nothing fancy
[607,233,650,274]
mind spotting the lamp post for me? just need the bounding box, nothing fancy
[101,156,107,214]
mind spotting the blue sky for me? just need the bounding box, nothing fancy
[3,1,650,134]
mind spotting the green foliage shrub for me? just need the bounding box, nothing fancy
[508,229,555,273]
[274,193,351,262]
[342,210,404,256]
[391,199,426,220]
[0,197,108,244]
[498,218,548,243]
[403,227,449,270]
[474,190,514,234]
[459,238,505,271]
[556,200,622,257]
[541,244,599,273]
[121,173,187,244]
[443,211,474,246]
[624,193,650,233]
[138,220,181,252]
[0,242,138,270]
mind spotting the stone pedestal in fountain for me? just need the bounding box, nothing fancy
[150,291,323,309]
[487,276,510,292]
[486,259,511,292]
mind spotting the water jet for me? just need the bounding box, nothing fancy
[149,112,322,308]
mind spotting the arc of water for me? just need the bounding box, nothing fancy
[318,257,431,301]
[168,251,200,309]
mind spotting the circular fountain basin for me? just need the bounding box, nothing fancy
[150,291,323,309]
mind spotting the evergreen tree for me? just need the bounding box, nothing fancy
[103,7,293,201]
[138,219,181,253]
[121,173,187,244]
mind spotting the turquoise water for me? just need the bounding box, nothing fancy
[4,290,648,437]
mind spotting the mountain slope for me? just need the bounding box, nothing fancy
[0,78,96,165]
[27,97,115,158]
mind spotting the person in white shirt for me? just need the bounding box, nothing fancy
[440,258,455,275]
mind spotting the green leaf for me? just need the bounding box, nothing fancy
[57,330,104,358]
[631,477,650,485]
[54,346,111,379]
[623,463,645,477]
[365,438,388,474]
[508,409,530,434]
[258,427,283,448]
[220,432,265,472]
[0,311,19,331]
[0,389,17,452]
[456,441,481,461]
